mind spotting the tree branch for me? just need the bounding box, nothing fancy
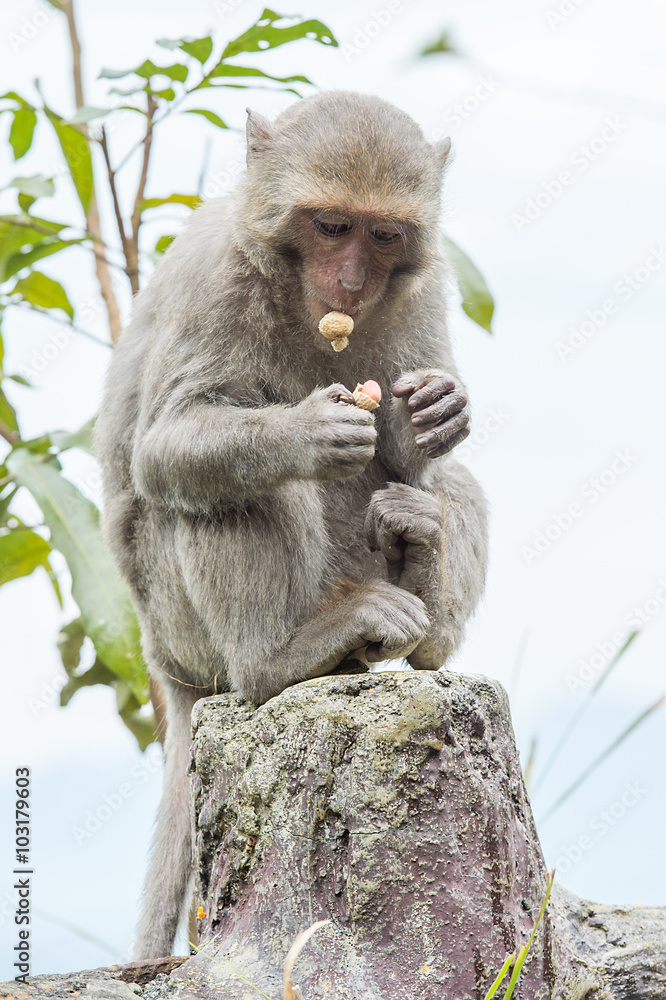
[125,93,157,296]
[59,0,123,344]
[99,128,135,292]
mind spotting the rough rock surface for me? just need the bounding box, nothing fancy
[177,671,595,998]
[0,958,187,999]
[5,673,664,1000]
[557,888,666,999]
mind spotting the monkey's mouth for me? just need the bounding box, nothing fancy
[316,301,361,321]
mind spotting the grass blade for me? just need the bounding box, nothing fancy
[483,951,515,1000]
[541,695,664,822]
[533,629,640,794]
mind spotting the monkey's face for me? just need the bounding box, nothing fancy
[295,209,412,325]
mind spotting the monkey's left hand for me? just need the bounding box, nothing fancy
[393,371,469,458]
[365,483,443,590]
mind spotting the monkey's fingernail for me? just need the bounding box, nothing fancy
[415,432,436,447]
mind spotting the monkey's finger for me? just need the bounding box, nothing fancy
[411,393,467,428]
[426,426,471,459]
[324,382,355,405]
[375,526,403,563]
[329,431,377,453]
[407,377,456,411]
[392,376,419,397]
[415,410,469,450]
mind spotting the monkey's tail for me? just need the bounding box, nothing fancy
[133,680,201,960]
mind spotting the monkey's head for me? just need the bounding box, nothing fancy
[237,91,451,329]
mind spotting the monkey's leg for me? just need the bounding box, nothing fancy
[176,484,429,705]
[133,677,203,960]
[365,462,488,668]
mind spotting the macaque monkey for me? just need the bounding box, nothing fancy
[95,91,488,959]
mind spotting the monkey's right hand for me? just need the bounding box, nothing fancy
[295,384,377,481]
[352,582,429,661]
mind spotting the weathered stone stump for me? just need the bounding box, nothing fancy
[175,672,592,999]
[2,674,664,1000]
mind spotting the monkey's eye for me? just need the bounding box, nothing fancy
[314,219,352,238]
[371,229,401,244]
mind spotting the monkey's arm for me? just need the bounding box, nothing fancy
[131,385,376,511]
[365,463,488,667]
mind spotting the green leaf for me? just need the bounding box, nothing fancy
[9,108,37,159]
[44,108,94,215]
[115,680,156,749]
[0,217,67,280]
[6,448,147,695]
[198,63,310,90]
[135,60,188,82]
[221,9,337,60]
[5,238,84,280]
[183,108,227,128]
[7,374,30,386]
[154,234,175,254]
[0,91,32,107]
[420,31,457,57]
[8,175,55,199]
[0,528,51,586]
[51,417,96,456]
[64,106,112,124]
[137,193,201,211]
[181,36,214,63]
[157,36,214,64]
[0,385,18,435]
[441,234,494,333]
[60,658,116,705]
[0,486,18,528]
[147,87,176,102]
[18,193,35,213]
[57,617,86,675]
[99,67,136,80]
[102,60,188,83]
[14,271,74,319]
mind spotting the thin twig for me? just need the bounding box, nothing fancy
[59,0,123,343]
[125,93,157,294]
[13,302,111,348]
[100,129,131,253]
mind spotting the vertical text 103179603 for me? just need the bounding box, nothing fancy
[13,767,31,983]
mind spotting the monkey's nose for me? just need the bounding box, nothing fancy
[339,273,365,293]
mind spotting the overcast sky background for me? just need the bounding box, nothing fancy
[1,0,665,977]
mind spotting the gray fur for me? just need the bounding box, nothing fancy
[95,91,488,959]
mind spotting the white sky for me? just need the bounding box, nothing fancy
[0,0,665,977]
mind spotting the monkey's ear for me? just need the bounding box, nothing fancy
[433,136,453,172]
[246,109,274,166]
